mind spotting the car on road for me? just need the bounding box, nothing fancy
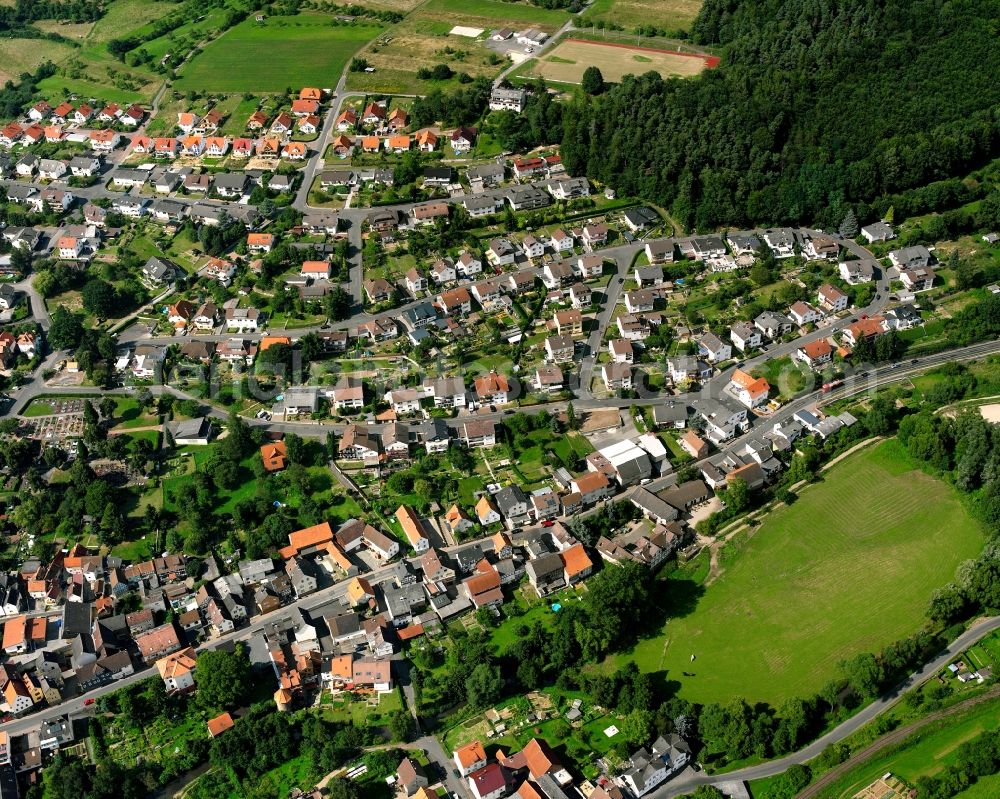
[84,698,95,706]
[541,520,555,527]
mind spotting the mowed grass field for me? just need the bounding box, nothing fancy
[530,39,714,84]
[618,440,984,706]
[173,14,384,92]
[811,694,1000,799]
[348,0,568,93]
[581,0,702,31]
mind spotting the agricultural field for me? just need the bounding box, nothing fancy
[527,39,717,85]
[618,440,984,706]
[173,14,384,92]
[347,0,569,94]
[3,0,182,102]
[580,0,703,32]
[0,39,78,84]
[89,0,183,43]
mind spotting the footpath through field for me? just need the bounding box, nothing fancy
[796,685,1000,799]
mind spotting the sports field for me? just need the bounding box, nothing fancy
[530,40,716,84]
[581,0,702,31]
[619,440,984,706]
[174,14,384,92]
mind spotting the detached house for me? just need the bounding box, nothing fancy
[697,332,731,363]
[730,321,762,352]
[789,301,821,327]
[796,338,834,368]
[817,284,849,313]
[728,369,770,409]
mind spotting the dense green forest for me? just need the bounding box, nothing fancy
[0,0,105,36]
[558,0,1000,230]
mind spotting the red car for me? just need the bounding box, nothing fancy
[84,698,95,706]
[541,520,555,527]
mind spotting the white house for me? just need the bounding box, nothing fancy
[697,332,732,363]
[789,301,821,327]
[730,322,762,352]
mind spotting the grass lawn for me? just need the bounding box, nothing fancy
[323,688,404,727]
[173,15,384,92]
[88,0,182,43]
[23,400,56,417]
[120,429,161,447]
[111,536,155,561]
[458,475,486,507]
[953,773,1000,799]
[0,38,76,83]
[580,0,702,30]
[616,439,984,706]
[242,754,317,799]
[420,0,569,25]
[752,355,816,400]
[809,694,1000,799]
[113,397,160,428]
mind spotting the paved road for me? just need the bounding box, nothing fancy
[0,533,493,739]
[651,620,1000,797]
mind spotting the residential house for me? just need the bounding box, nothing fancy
[789,301,822,327]
[461,419,497,449]
[582,223,609,248]
[762,228,796,258]
[155,645,196,690]
[900,266,936,291]
[138,623,183,665]
[569,283,592,308]
[571,471,612,505]
[754,311,794,340]
[796,338,835,368]
[454,741,488,777]
[680,431,708,458]
[603,363,633,391]
[839,259,876,284]
[666,356,712,384]
[645,239,675,264]
[817,284,849,313]
[544,335,575,363]
[609,339,634,364]
[490,87,526,112]
[487,238,516,266]
[728,369,770,409]
[697,332,732,363]
[730,321,762,352]
[525,552,565,597]
[861,221,895,243]
[842,316,887,347]
[474,373,512,405]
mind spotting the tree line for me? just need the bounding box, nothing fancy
[0,0,104,34]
